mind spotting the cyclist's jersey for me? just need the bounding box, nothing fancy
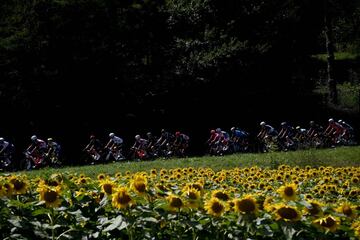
[157,132,172,145]
[174,134,189,145]
[327,122,345,135]
[208,133,219,143]
[0,141,10,152]
[295,128,307,139]
[307,124,323,137]
[221,131,230,141]
[264,125,277,136]
[232,130,248,139]
[341,122,354,131]
[279,126,294,138]
[35,139,47,150]
[146,135,157,147]
[48,142,61,154]
[87,139,103,151]
[133,138,148,149]
[111,136,123,145]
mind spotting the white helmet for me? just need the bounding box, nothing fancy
[260,121,266,126]
[230,127,235,131]
[109,132,115,138]
[328,118,334,123]
[31,135,37,141]
[135,135,141,140]
[338,119,343,123]
[0,137,4,142]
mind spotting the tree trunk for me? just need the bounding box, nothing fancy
[324,0,338,104]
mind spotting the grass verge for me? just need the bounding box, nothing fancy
[6,146,360,179]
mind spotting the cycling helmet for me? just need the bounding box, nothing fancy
[230,127,235,131]
[281,122,287,126]
[109,132,115,138]
[309,120,315,125]
[296,126,301,130]
[338,119,343,123]
[216,128,221,133]
[146,132,152,136]
[210,129,215,134]
[260,121,266,127]
[31,135,37,141]
[328,118,334,123]
[175,131,180,136]
[135,135,141,140]
[0,137,4,143]
[47,138,53,142]
[90,135,95,139]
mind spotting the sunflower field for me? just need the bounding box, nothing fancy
[0,165,359,239]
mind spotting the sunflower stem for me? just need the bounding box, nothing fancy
[125,208,134,240]
[47,209,56,240]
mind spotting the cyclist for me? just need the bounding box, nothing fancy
[307,120,323,138]
[46,138,61,165]
[0,137,15,170]
[257,121,278,140]
[324,118,346,145]
[83,135,103,162]
[27,135,47,155]
[145,131,157,157]
[257,122,278,153]
[172,131,190,157]
[230,127,249,152]
[338,120,355,141]
[104,132,124,161]
[277,122,295,151]
[155,129,173,155]
[25,135,48,168]
[131,134,149,160]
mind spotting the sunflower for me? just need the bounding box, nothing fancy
[336,202,357,219]
[233,195,258,214]
[351,221,360,239]
[130,174,148,195]
[38,185,62,208]
[2,182,13,197]
[75,188,87,197]
[274,204,301,222]
[211,190,230,202]
[166,194,184,211]
[313,215,340,233]
[9,176,29,195]
[91,191,105,204]
[349,189,358,197]
[204,197,225,217]
[97,173,106,181]
[182,182,203,194]
[112,187,133,209]
[352,177,359,184]
[150,169,157,175]
[99,179,116,195]
[277,183,297,201]
[304,200,323,217]
[182,187,201,208]
[76,176,92,185]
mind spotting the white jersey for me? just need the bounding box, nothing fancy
[0,141,9,151]
[112,136,123,145]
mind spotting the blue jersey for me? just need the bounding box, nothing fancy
[233,130,248,138]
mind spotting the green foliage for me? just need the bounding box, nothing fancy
[312,52,359,61]
[314,82,360,112]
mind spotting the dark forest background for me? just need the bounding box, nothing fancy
[1,0,359,164]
